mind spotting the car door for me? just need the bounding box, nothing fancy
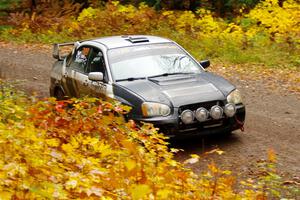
[86,47,112,99]
[65,46,92,97]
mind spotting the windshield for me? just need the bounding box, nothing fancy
[108,43,203,81]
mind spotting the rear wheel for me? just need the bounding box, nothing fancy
[55,88,65,100]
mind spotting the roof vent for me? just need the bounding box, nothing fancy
[126,36,149,43]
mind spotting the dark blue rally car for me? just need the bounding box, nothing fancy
[50,35,245,138]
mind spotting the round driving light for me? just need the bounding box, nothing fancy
[195,107,209,122]
[210,105,223,120]
[224,103,236,117]
[181,110,194,124]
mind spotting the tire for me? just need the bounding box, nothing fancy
[55,88,65,100]
[217,130,233,138]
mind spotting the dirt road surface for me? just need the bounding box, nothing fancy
[0,43,299,184]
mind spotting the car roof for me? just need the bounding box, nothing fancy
[86,35,172,49]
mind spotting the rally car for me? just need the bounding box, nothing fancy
[50,35,245,138]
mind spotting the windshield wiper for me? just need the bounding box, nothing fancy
[116,77,146,82]
[116,72,195,82]
[147,72,194,79]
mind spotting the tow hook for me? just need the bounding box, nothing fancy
[235,115,245,132]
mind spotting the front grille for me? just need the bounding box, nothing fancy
[178,118,229,133]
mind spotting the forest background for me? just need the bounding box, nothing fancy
[0,0,299,70]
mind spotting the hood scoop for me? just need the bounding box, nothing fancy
[163,83,219,98]
[162,83,225,107]
[148,75,196,86]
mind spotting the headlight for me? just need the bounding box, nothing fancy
[141,102,171,117]
[227,89,243,104]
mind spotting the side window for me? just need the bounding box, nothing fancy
[69,46,91,74]
[87,48,108,82]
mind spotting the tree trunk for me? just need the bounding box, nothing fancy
[30,0,36,12]
[212,0,226,18]
[189,0,198,11]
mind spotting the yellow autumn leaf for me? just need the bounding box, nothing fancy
[170,148,179,153]
[46,138,60,147]
[157,189,173,199]
[0,191,13,200]
[94,142,113,157]
[190,154,200,159]
[205,148,225,155]
[184,154,200,165]
[222,170,232,175]
[208,163,218,174]
[268,148,277,163]
[101,197,113,200]
[184,157,199,165]
[65,179,78,190]
[130,184,152,200]
[82,136,99,145]
[85,186,103,197]
[61,143,74,153]
[125,159,136,171]
[70,137,80,149]
[216,150,225,155]
[168,160,178,167]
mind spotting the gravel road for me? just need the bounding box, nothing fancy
[0,43,299,183]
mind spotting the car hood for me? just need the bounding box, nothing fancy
[116,72,235,107]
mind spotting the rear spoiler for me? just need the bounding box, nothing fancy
[53,42,79,60]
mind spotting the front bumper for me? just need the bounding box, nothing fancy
[136,104,246,139]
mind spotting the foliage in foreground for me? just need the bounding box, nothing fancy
[0,82,299,199]
[0,0,299,68]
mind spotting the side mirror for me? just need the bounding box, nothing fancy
[88,72,103,81]
[200,60,210,69]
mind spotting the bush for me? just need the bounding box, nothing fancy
[1,81,299,199]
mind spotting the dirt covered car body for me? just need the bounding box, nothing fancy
[50,35,245,138]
